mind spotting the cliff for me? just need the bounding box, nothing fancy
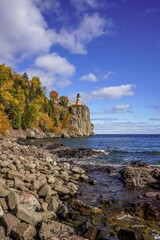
[69,105,94,137]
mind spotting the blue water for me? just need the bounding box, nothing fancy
[53,134,160,165]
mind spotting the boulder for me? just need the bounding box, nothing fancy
[16,204,42,226]
[1,213,21,235]
[57,204,69,219]
[8,170,25,181]
[38,184,53,197]
[125,197,160,220]
[40,211,56,221]
[39,220,74,240]
[8,191,19,210]
[11,222,36,240]
[120,167,157,187]
[48,197,60,212]
[54,185,70,196]
[0,183,9,197]
[19,191,40,209]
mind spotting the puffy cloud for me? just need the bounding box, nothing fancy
[0,0,114,63]
[103,71,115,80]
[92,104,132,115]
[55,13,114,54]
[105,104,132,114]
[80,73,98,82]
[27,53,76,88]
[90,84,135,100]
[0,0,53,64]
[34,53,75,75]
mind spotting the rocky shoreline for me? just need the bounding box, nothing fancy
[0,140,160,240]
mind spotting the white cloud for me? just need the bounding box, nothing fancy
[0,0,114,64]
[80,73,98,82]
[0,0,53,64]
[54,13,114,54]
[27,53,76,88]
[105,104,132,114]
[92,104,132,115]
[34,53,75,75]
[90,84,135,100]
[103,71,115,80]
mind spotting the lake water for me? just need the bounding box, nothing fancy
[52,134,160,165]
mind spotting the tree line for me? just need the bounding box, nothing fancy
[0,64,73,135]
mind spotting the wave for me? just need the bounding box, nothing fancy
[92,149,110,155]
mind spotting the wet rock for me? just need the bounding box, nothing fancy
[142,234,154,240]
[1,213,21,235]
[81,174,89,181]
[120,167,156,187]
[72,166,85,174]
[16,204,42,226]
[84,226,101,240]
[11,222,36,240]
[57,204,69,219]
[88,179,97,185]
[144,192,160,198]
[125,197,160,220]
[129,161,148,167]
[117,228,137,240]
[68,182,78,196]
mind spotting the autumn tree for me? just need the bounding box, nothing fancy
[0,111,11,135]
[59,96,69,107]
[50,90,58,102]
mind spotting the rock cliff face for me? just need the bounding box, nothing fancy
[69,105,94,137]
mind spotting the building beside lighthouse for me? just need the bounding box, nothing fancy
[70,93,82,106]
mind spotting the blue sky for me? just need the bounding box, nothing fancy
[0,0,160,134]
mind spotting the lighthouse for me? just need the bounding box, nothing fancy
[76,93,81,105]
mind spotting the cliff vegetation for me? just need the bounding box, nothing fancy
[0,64,94,137]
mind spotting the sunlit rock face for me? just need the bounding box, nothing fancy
[69,105,94,137]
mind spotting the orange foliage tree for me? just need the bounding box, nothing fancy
[50,90,58,102]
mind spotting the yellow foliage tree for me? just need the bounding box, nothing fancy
[0,111,11,135]
[39,113,53,132]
